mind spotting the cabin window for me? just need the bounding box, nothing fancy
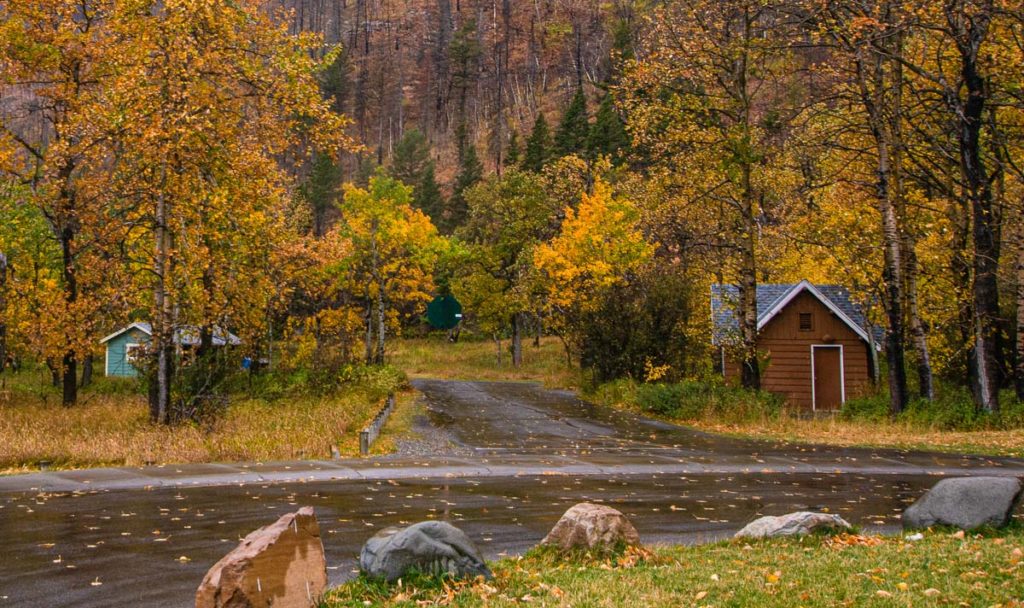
[125,343,143,364]
[799,312,813,332]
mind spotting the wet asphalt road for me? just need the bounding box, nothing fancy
[1,380,1022,608]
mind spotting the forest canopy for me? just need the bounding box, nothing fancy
[1,0,1023,422]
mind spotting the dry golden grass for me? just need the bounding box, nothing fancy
[389,335,582,389]
[688,417,1024,458]
[0,380,404,473]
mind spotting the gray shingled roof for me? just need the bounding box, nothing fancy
[710,282,879,345]
[101,322,241,346]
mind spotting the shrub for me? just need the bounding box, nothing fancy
[603,379,782,424]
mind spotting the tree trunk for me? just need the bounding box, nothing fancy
[877,135,909,415]
[375,282,386,365]
[494,333,502,367]
[511,313,522,368]
[958,47,1001,413]
[0,252,7,376]
[905,242,934,400]
[738,172,759,390]
[150,167,173,424]
[79,354,93,389]
[47,358,60,388]
[1015,204,1024,402]
[58,225,78,407]
[364,305,374,364]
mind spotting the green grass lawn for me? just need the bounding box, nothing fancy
[324,528,1024,607]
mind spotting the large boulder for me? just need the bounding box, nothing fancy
[540,503,641,551]
[735,511,852,539]
[359,521,492,582]
[195,507,327,608]
[902,476,1023,531]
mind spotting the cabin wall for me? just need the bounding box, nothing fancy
[105,329,149,377]
[723,291,872,409]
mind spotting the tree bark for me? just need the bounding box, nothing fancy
[952,10,1001,413]
[150,165,173,424]
[0,252,7,376]
[1015,203,1024,401]
[511,313,522,368]
[905,241,934,400]
[79,354,93,389]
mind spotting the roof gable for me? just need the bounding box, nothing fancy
[100,322,241,346]
[711,280,879,347]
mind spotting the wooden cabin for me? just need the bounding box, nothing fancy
[711,281,880,411]
[100,322,241,377]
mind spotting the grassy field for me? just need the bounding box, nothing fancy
[323,527,1024,607]
[0,366,407,473]
[389,334,581,388]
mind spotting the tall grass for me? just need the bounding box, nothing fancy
[0,365,406,472]
[389,334,581,388]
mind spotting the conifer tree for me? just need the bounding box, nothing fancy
[522,113,553,172]
[300,152,342,237]
[505,130,521,168]
[391,128,431,187]
[554,88,589,157]
[587,94,629,162]
[447,125,483,232]
[415,162,445,227]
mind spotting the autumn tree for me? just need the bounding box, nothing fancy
[336,171,441,364]
[533,178,653,367]
[0,0,124,405]
[455,169,560,366]
[108,0,351,423]
[620,0,802,390]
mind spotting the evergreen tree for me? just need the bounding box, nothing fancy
[299,151,341,237]
[554,87,589,157]
[447,125,483,233]
[505,130,521,168]
[415,162,445,227]
[587,94,630,162]
[522,113,553,172]
[391,128,431,187]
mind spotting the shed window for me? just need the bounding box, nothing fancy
[799,313,813,332]
[125,344,143,364]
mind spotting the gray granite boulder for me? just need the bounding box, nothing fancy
[541,503,641,550]
[359,521,492,582]
[735,511,852,539]
[902,476,1022,531]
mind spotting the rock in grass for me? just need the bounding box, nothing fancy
[195,506,327,608]
[902,476,1023,531]
[541,503,641,550]
[734,511,852,539]
[359,521,492,583]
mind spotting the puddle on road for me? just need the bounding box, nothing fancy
[0,472,931,608]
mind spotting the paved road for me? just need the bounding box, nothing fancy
[0,380,1021,608]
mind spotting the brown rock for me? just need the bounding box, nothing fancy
[541,503,641,550]
[195,506,327,608]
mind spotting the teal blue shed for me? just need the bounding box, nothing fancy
[100,322,241,377]
[101,322,152,377]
